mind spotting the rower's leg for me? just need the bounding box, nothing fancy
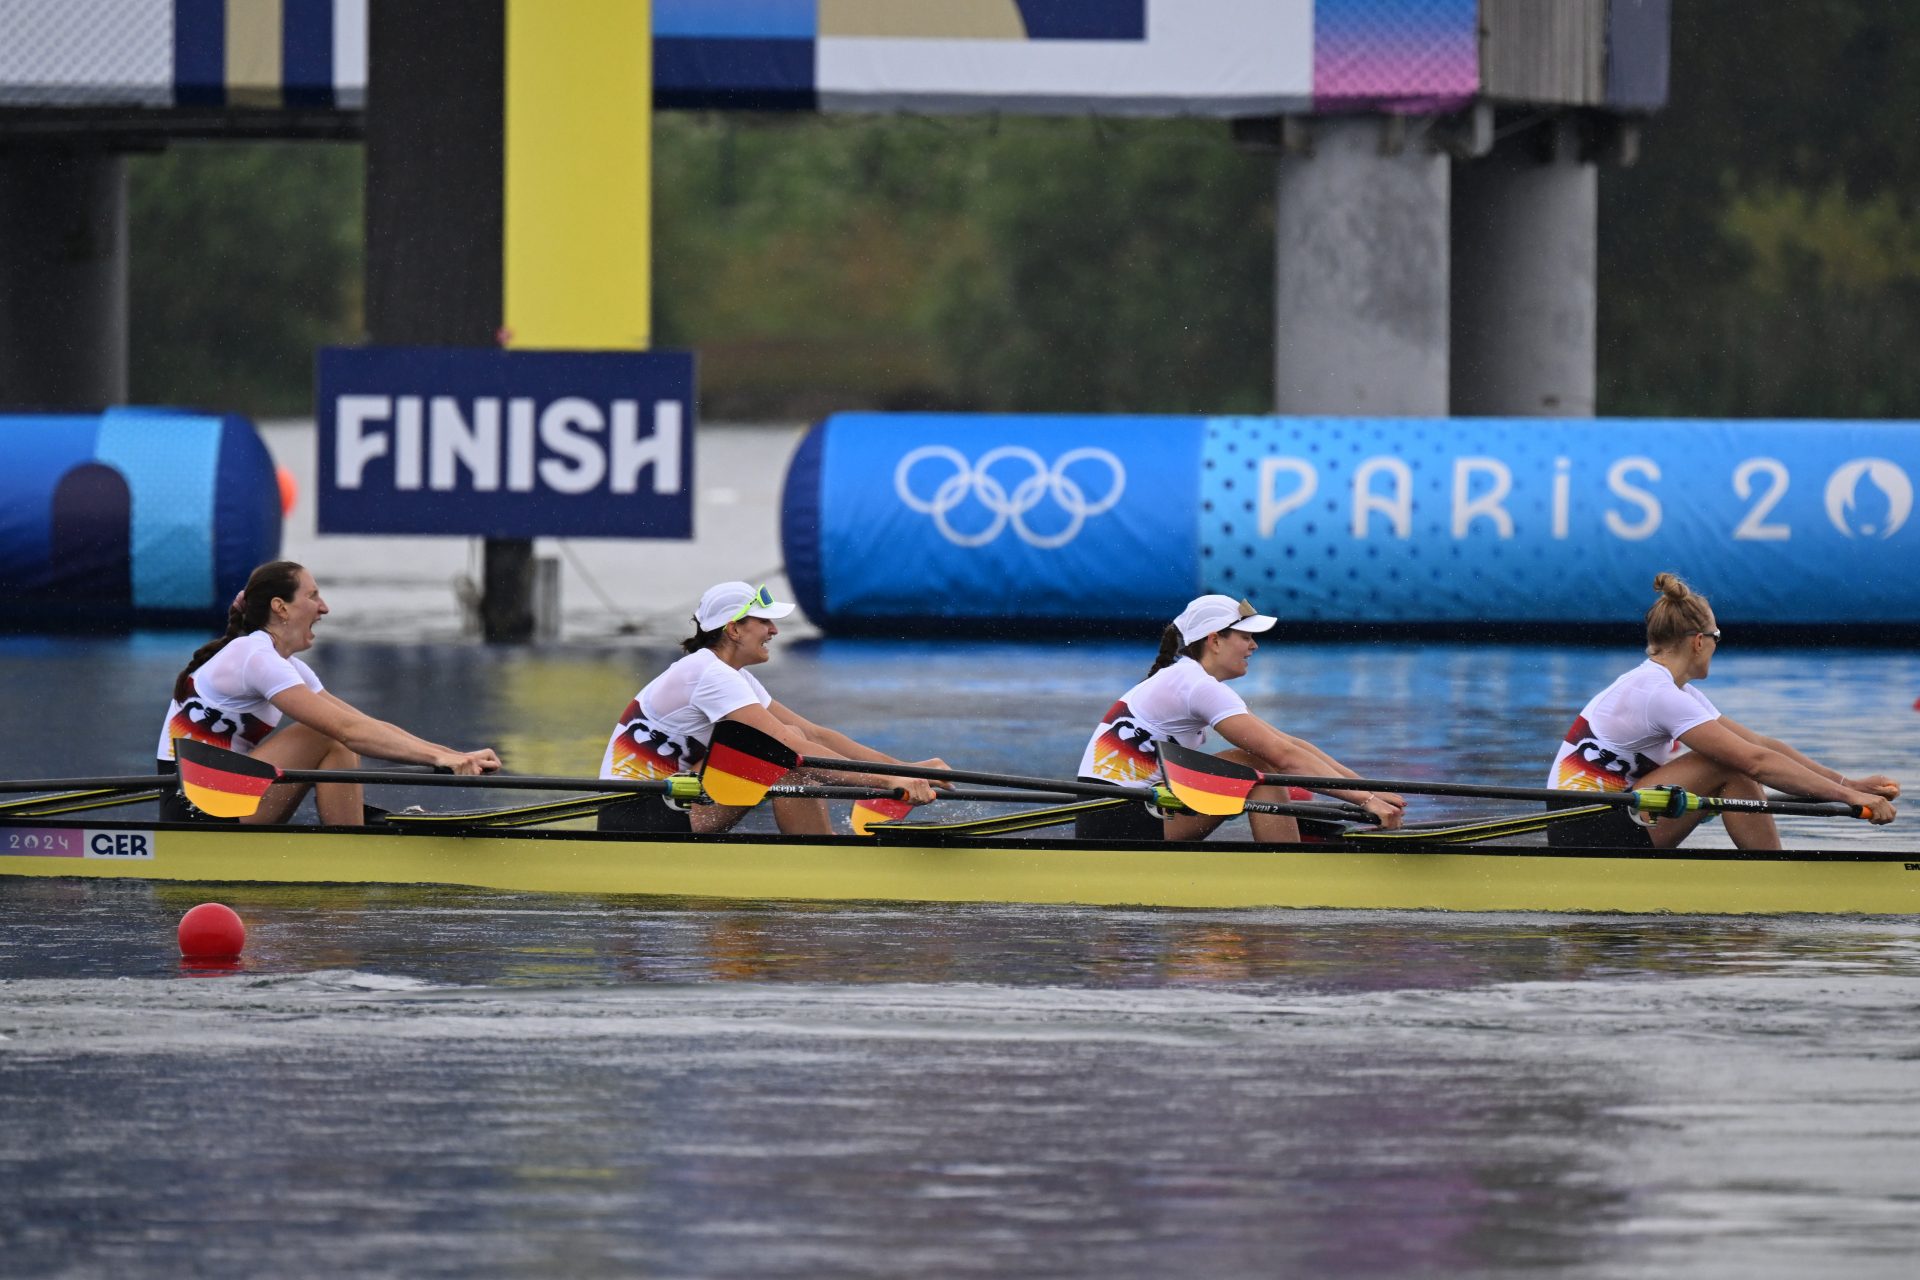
[1209,748,1303,843]
[1162,810,1226,842]
[1640,753,1781,850]
[689,802,751,834]
[247,723,365,826]
[770,769,835,835]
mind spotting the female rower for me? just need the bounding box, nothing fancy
[597,580,949,835]
[1074,593,1405,841]
[156,560,501,825]
[1546,572,1898,848]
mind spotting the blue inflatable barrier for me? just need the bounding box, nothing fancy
[0,408,282,631]
[782,413,1920,635]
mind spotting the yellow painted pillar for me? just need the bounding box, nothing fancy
[502,0,652,350]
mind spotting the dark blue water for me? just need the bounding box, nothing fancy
[4,635,1920,1277]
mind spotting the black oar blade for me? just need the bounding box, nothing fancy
[704,720,800,808]
[174,739,282,818]
[1158,742,1258,817]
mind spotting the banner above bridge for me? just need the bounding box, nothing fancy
[0,0,1664,128]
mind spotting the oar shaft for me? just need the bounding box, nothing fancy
[1254,772,1867,820]
[1694,795,1862,819]
[1249,798,1377,824]
[775,784,1087,804]
[797,756,1372,822]
[797,754,1146,801]
[263,768,676,794]
[1250,772,1651,806]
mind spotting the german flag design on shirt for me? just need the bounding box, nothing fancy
[1552,715,1661,792]
[165,684,276,759]
[1086,701,1159,785]
[607,701,707,781]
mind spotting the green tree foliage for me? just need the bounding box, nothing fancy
[653,114,1274,417]
[127,141,362,418]
[1599,0,1920,417]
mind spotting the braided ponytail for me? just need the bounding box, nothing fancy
[172,560,305,701]
[1146,623,1207,676]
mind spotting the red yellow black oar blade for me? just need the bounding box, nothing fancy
[703,720,800,808]
[851,796,913,836]
[1158,741,1258,817]
[174,738,282,819]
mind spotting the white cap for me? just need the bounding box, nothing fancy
[696,581,796,631]
[1173,594,1277,646]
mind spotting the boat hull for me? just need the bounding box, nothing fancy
[3,818,1918,915]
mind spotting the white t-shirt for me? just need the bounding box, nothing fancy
[600,648,773,780]
[1076,656,1250,789]
[155,630,324,761]
[1548,658,1721,792]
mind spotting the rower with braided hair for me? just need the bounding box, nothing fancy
[155,560,499,824]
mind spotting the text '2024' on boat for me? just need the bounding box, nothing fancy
[0,727,1911,916]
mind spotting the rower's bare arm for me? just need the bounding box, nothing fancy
[1718,716,1901,800]
[1214,714,1405,822]
[1681,719,1893,818]
[271,687,500,775]
[764,702,950,799]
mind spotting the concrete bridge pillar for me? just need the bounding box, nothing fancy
[1450,119,1598,416]
[1273,118,1451,416]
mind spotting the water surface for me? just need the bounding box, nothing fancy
[4,635,1919,1277]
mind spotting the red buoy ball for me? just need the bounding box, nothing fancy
[178,902,246,959]
[276,465,299,516]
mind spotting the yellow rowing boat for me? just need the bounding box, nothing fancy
[3,816,1916,915]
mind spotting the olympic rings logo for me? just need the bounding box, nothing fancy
[893,445,1127,548]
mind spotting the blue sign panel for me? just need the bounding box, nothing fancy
[785,413,1201,626]
[318,347,695,539]
[786,413,1920,633]
[1199,417,1920,624]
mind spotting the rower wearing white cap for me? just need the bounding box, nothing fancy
[597,581,950,835]
[1073,594,1404,842]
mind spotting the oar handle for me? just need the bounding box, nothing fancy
[1689,794,1866,819]
[1248,798,1378,825]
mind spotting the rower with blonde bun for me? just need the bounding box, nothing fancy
[1547,572,1898,848]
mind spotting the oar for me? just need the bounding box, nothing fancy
[0,788,169,818]
[172,738,706,819]
[0,785,166,815]
[1156,741,1874,821]
[702,721,1373,824]
[169,739,1105,825]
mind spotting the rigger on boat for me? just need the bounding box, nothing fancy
[0,573,1908,915]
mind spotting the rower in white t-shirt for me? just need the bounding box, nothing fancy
[1544,572,1897,849]
[1074,594,1405,843]
[596,580,950,836]
[156,561,500,825]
